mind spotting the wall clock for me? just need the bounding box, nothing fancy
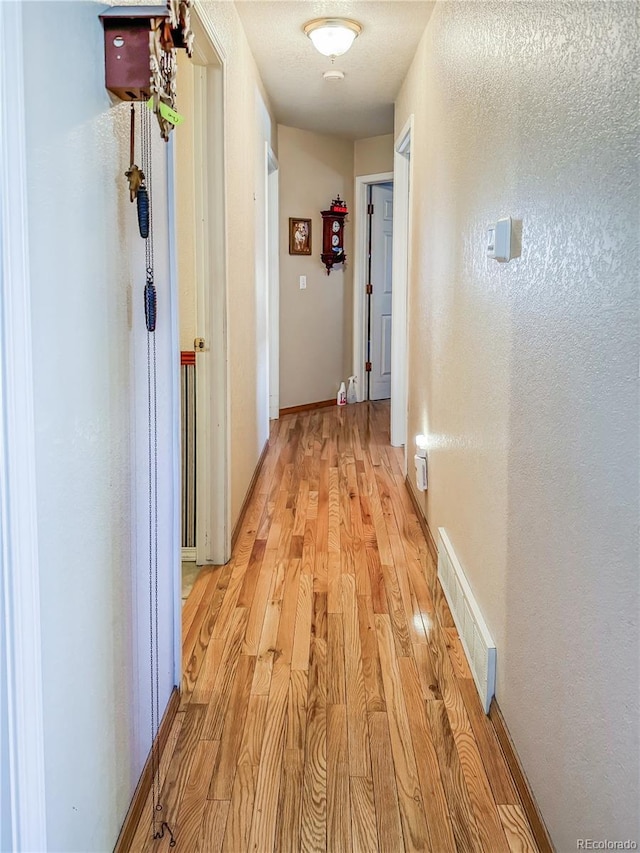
[321,195,348,274]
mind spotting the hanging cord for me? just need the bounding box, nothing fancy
[130,103,135,168]
[139,99,175,848]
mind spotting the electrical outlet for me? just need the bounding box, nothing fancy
[414,453,428,491]
[299,275,307,289]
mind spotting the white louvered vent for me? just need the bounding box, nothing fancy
[437,528,496,713]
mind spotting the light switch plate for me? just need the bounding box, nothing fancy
[299,275,307,289]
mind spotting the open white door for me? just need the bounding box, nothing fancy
[190,13,230,567]
[369,183,394,401]
[352,171,393,402]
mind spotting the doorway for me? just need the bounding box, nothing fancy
[353,171,394,403]
[390,115,413,454]
[266,144,279,420]
[173,11,229,612]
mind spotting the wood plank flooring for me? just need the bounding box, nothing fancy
[128,402,538,853]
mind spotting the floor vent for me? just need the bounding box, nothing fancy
[437,528,496,713]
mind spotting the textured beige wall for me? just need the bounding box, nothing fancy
[198,2,277,524]
[175,51,197,352]
[396,2,639,848]
[278,125,354,408]
[354,133,394,176]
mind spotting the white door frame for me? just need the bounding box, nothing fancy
[0,3,48,848]
[390,115,414,453]
[266,145,279,420]
[352,171,394,403]
[189,11,230,567]
[166,133,183,686]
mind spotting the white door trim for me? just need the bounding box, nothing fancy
[191,10,230,567]
[0,3,48,848]
[353,171,394,402]
[166,132,183,686]
[390,115,414,454]
[266,145,279,420]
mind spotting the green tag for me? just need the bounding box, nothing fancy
[146,97,184,126]
[159,102,184,126]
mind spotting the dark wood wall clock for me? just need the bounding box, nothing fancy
[321,196,348,274]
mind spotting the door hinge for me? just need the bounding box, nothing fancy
[365,283,373,295]
[365,361,372,372]
[367,203,374,215]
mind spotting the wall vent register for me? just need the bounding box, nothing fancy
[437,528,497,713]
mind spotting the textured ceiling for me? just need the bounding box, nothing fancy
[234,1,435,140]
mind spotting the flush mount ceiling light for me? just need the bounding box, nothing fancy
[303,18,362,58]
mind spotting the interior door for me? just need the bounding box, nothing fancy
[369,182,394,400]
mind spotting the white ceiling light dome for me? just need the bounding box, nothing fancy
[304,18,362,58]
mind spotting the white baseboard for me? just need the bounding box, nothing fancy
[181,547,196,562]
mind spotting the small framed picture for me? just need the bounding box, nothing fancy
[289,218,312,255]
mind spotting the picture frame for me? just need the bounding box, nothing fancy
[289,217,312,255]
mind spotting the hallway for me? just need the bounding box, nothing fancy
[129,402,538,852]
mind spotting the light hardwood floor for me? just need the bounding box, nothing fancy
[129,401,539,853]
